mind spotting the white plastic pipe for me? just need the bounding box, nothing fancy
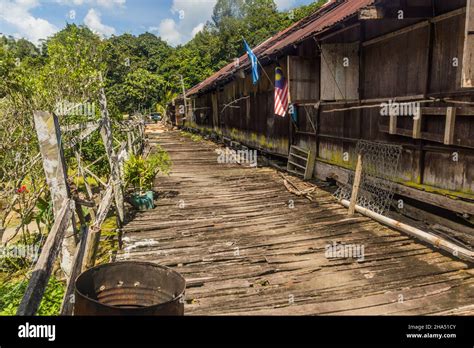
[340,199,474,263]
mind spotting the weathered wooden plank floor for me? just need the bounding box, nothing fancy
[118,130,473,315]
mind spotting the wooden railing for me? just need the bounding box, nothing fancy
[16,91,145,316]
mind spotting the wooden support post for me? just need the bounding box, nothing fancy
[462,0,474,88]
[413,109,422,139]
[389,110,397,135]
[348,154,363,216]
[127,131,133,153]
[17,200,73,316]
[304,150,316,180]
[98,76,125,226]
[33,111,76,276]
[444,107,457,145]
[131,131,137,155]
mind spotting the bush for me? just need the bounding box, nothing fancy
[124,147,171,194]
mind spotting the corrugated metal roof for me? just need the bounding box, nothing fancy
[187,0,374,96]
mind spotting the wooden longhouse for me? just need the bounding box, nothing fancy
[172,0,474,218]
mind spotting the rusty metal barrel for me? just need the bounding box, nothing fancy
[74,261,186,316]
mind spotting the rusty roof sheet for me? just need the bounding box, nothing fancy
[187,0,374,96]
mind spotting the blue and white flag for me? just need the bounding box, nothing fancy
[243,39,259,85]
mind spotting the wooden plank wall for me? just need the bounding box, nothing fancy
[186,2,474,204]
[321,42,360,101]
[318,8,474,200]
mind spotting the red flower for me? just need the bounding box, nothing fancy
[17,185,29,194]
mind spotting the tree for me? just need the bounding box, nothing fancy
[109,68,166,113]
[38,24,106,112]
[212,0,247,27]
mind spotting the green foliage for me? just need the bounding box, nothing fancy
[124,148,172,193]
[108,68,167,114]
[38,24,106,110]
[0,277,65,316]
[34,196,54,232]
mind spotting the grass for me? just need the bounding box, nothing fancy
[0,274,65,316]
[180,130,203,142]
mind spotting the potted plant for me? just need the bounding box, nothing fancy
[124,148,171,211]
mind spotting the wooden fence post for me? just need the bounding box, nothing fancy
[348,154,363,216]
[33,111,77,276]
[98,80,125,226]
[17,200,74,315]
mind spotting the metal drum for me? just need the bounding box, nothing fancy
[74,261,186,316]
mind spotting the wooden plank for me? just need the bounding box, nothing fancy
[83,183,114,270]
[62,121,100,133]
[117,130,474,316]
[444,107,457,145]
[33,111,76,276]
[60,224,88,315]
[363,21,430,47]
[17,200,73,316]
[288,56,319,103]
[422,106,474,116]
[348,154,363,216]
[462,0,474,87]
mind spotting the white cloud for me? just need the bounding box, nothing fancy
[155,0,216,46]
[0,0,58,44]
[152,18,181,46]
[84,8,116,37]
[274,0,296,10]
[55,0,126,9]
[191,23,204,37]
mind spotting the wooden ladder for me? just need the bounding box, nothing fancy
[287,145,315,180]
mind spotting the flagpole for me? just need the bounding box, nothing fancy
[257,59,275,88]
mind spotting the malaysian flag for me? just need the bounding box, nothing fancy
[274,66,288,117]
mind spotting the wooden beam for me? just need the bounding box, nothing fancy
[363,21,429,47]
[315,161,474,215]
[83,182,114,271]
[444,107,457,145]
[422,106,474,116]
[413,110,422,139]
[348,154,363,216]
[462,0,474,88]
[33,111,76,276]
[17,200,73,316]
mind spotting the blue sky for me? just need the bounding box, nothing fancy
[0,0,315,46]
